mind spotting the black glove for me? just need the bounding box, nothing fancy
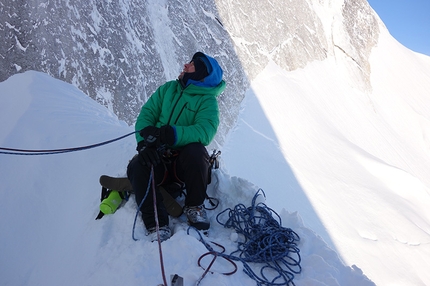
[138,146,161,167]
[159,125,176,146]
[139,126,160,147]
[136,140,145,152]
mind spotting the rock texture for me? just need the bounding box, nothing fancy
[0,0,379,144]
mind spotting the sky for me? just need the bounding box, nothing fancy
[1,21,430,285]
[368,0,430,56]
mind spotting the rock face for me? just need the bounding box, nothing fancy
[0,0,379,144]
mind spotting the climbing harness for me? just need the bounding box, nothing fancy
[209,149,221,170]
[204,149,221,210]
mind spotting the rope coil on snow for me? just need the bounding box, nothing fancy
[214,189,302,286]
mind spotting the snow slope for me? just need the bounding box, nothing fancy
[223,27,430,285]
[1,27,430,286]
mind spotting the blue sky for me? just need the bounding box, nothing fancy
[368,0,430,56]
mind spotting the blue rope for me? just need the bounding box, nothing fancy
[0,130,138,155]
[132,168,153,241]
[211,189,301,286]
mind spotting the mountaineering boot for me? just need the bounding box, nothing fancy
[183,205,210,230]
[147,225,172,242]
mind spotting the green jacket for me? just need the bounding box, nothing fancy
[135,79,226,148]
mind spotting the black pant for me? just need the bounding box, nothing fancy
[127,143,210,229]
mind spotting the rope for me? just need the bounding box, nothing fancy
[0,130,138,155]
[131,165,168,286]
[132,168,152,241]
[151,165,168,286]
[187,227,238,285]
[213,189,302,286]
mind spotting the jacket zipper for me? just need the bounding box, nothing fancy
[167,89,184,125]
[174,102,188,124]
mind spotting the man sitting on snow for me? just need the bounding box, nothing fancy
[127,52,225,242]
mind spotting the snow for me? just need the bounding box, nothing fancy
[1,28,430,286]
[223,27,430,285]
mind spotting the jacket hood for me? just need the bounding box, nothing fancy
[187,52,223,88]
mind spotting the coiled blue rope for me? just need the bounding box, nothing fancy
[0,130,138,155]
[213,189,301,286]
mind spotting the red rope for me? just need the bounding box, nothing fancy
[151,165,168,286]
[196,241,237,285]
